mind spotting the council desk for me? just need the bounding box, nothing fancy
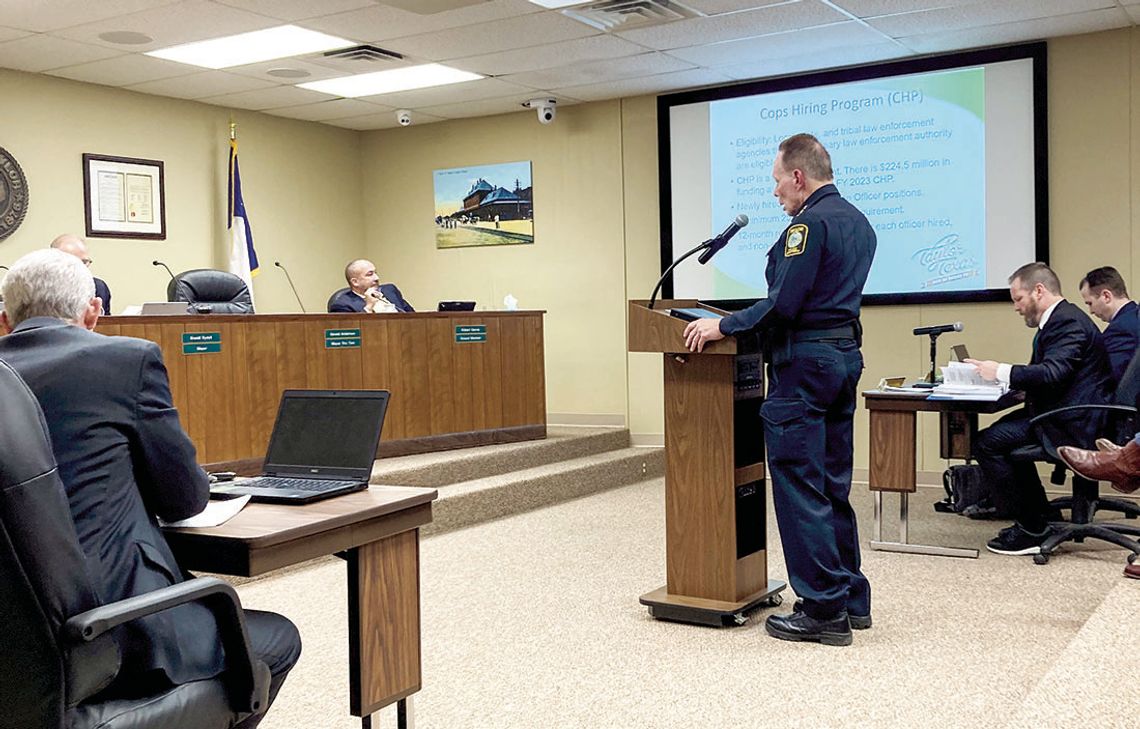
[96,311,547,471]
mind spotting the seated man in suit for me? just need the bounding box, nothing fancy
[329,258,414,313]
[0,249,300,727]
[965,262,1111,556]
[50,233,111,315]
[1079,265,1138,383]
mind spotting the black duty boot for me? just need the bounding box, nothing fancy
[765,609,852,646]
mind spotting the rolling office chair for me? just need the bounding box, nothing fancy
[0,359,269,729]
[167,269,254,314]
[1013,346,1140,564]
[327,287,350,313]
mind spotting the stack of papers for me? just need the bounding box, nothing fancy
[160,495,250,528]
[929,362,1007,401]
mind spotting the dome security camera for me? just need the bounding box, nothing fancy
[524,98,556,124]
[396,109,412,126]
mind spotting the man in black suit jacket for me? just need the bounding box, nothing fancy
[51,233,111,315]
[328,258,414,313]
[967,263,1111,556]
[0,250,299,723]
[1079,266,1138,383]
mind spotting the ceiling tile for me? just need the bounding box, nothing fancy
[376,12,598,61]
[682,0,807,13]
[0,35,123,72]
[198,84,334,110]
[126,70,277,99]
[325,110,448,130]
[266,98,394,121]
[0,1,179,33]
[357,77,534,108]
[827,0,978,17]
[53,0,282,52]
[302,0,544,43]
[614,1,847,51]
[867,0,1118,37]
[502,52,694,90]
[668,21,889,67]
[716,41,911,81]
[212,0,376,22]
[552,68,736,102]
[0,26,31,43]
[419,93,580,120]
[46,53,196,86]
[450,34,646,76]
[896,7,1130,54]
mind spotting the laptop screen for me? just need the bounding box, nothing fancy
[262,390,389,479]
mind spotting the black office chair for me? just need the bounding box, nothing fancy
[0,359,269,729]
[167,269,254,314]
[1014,346,1140,564]
[327,287,350,313]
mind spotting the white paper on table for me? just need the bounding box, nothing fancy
[159,495,250,528]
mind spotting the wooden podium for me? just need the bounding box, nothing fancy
[630,300,785,626]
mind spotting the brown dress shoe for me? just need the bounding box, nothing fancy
[1058,440,1140,494]
[1096,438,1122,453]
[1126,563,1140,580]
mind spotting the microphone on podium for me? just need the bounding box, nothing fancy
[913,322,963,336]
[153,260,196,311]
[697,214,749,265]
[913,322,964,386]
[274,261,306,313]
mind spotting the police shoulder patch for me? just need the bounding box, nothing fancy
[784,223,808,257]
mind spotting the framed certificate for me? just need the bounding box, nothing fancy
[82,153,165,239]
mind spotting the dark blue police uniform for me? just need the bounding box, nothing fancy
[718,183,877,621]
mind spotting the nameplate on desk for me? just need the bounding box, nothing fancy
[325,328,362,349]
[182,332,221,355]
[455,324,486,343]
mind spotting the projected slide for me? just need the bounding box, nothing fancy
[662,44,1044,305]
[709,68,984,296]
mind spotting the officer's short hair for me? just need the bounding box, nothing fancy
[1009,262,1062,295]
[1079,266,1129,298]
[778,133,833,182]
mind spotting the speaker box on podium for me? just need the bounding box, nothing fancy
[629,299,785,626]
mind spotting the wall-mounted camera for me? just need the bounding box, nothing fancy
[523,98,556,124]
[396,109,412,126]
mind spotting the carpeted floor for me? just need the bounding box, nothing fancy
[234,480,1140,729]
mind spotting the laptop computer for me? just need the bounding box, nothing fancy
[438,301,476,312]
[210,389,389,504]
[140,301,191,316]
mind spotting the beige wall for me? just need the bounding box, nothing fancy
[2,27,1135,471]
[0,68,364,315]
[360,27,1139,471]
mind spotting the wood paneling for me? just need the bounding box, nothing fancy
[94,312,546,464]
[868,410,917,493]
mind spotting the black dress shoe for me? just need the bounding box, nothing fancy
[793,599,872,630]
[765,610,852,646]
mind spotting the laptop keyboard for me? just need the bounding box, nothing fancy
[244,476,363,492]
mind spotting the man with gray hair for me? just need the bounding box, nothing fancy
[0,249,300,723]
[965,262,1111,555]
[49,233,111,314]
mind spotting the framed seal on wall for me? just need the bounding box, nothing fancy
[0,146,29,241]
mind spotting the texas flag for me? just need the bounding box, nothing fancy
[228,137,258,302]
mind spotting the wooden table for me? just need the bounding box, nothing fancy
[165,486,437,728]
[863,391,1021,558]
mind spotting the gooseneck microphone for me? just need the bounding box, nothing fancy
[649,214,750,309]
[153,260,195,311]
[274,261,306,313]
[697,214,749,265]
[913,322,963,336]
[0,264,9,271]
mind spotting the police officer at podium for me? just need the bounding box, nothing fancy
[683,133,877,646]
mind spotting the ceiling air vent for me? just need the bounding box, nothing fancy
[322,45,404,64]
[562,0,702,32]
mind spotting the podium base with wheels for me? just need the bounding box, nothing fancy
[640,580,787,627]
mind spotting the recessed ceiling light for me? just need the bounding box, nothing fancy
[527,0,590,7]
[99,31,153,45]
[267,68,311,79]
[298,63,482,98]
[145,25,354,70]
